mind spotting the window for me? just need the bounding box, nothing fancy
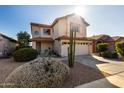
[34,31,39,35]
[85,43,88,45]
[70,23,80,32]
[43,28,51,35]
[62,42,67,45]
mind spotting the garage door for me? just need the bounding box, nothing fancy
[75,44,89,55]
[61,43,90,56]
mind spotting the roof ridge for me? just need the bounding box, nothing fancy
[0,33,17,42]
[31,13,89,27]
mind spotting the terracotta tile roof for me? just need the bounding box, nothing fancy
[89,34,107,40]
[32,37,54,42]
[55,35,93,41]
[0,33,17,43]
[30,23,51,28]
[89,34,114,42]
[112,36,124,41]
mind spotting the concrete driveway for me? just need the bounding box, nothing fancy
[75,55,124,88]
[75,55,106,69]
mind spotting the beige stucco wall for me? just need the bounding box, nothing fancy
[58,18,67,37]
[52,22,59,39]
[53,40,61,56]
[51,15,87,39]
[39,42,53,54]
[67,15,87,37]
[32,41,36,49]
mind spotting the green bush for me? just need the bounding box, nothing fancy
[97,43,109,56]
[102,51,112,58]
[111,51,118,59]
[102,51,118,59]
[97,43,108,52]
[13,48,38,62]
[116,42,124,57]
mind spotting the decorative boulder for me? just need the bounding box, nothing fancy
[4,58,70,88]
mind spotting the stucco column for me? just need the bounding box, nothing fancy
[92,40,96,53]
[32,42,36,49]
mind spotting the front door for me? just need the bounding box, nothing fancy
[36,42,41,54]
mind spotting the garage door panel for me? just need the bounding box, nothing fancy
[75,45,89,55]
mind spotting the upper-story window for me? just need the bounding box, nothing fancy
[70,23,80,32]
[43,28,51,35]
[34,31,39,36]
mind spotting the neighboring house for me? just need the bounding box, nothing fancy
[0,33,17,57]
[90,34,115,52]
[31,13,94,57]
[112,36,124,42]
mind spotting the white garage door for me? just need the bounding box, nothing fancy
[75,44,89,55]
[61,43,89,56]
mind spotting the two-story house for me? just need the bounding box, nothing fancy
[31,13,93,57]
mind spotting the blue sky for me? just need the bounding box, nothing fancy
[0,5,124,39]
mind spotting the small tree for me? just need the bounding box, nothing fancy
[116,42,124,58]
[17,31,30,49]
[97,43,108,56]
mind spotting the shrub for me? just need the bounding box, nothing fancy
[102,51,118,59]
[102,51,112,58]
[3,58,70,88]
[97,43,109,52]
[13,48,38,62]
[116,42,124,58]
[15,46,31,50]
[111,51,118,59]
[97,43,109,56]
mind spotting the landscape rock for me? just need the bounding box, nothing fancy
[3,58,70,88]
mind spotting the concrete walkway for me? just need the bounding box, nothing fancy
[75,55,124,88]
[76,72,124,88]
[92,54,124,63]
[76,77,118,88]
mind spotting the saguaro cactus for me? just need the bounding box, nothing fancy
[68,28,76,68]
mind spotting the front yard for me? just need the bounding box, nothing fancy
[0,58,26,87]
[62,60,110,87]
[0,56,110,88]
